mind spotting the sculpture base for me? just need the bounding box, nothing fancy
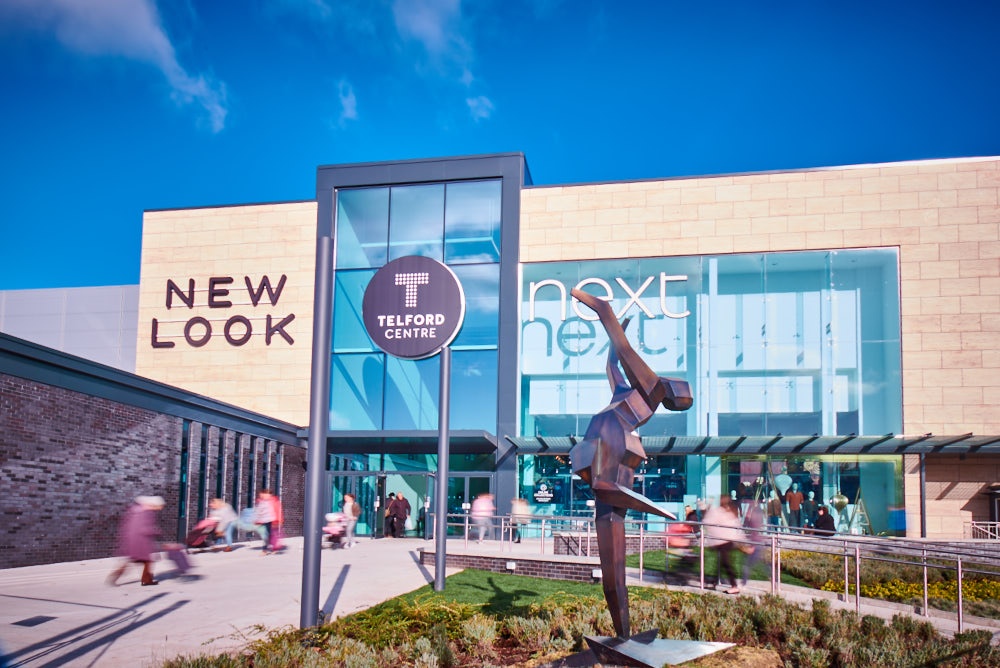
[584,630,734,668]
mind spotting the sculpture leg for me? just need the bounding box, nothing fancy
[595,503,629,638]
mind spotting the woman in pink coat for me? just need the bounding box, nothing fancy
[107,496,164,586]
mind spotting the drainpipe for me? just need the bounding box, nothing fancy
[919,453,927,539]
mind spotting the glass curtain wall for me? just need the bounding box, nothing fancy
[330,181,502,434]
[519,249,905,534]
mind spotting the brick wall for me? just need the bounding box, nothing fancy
[279,442,306,538]
[418,548,599,582]
[0,372,305,568]
[1,374,182,568]
[553,532,669,556]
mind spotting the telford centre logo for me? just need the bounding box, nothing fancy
[362,256,466,360]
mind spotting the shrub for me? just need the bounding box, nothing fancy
[504,616,551,652]
[460,614,497,658]
[326,636,379,668]
[323,595,479,649]
[159,570,1000,667]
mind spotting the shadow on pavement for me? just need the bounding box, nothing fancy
[6,593,188,668]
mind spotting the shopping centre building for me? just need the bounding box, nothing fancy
[3,152,1000,564]
[131,152,1000,540]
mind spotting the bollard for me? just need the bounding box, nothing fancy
[855,545,861,615]
[957,558,964,633]
[922,548,929,617]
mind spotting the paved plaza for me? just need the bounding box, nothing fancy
[2,535,997,667]
[1,536,456,667]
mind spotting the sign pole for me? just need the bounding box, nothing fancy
[434,347,451,591]
[300,231,334,628]
[361,255,465,593]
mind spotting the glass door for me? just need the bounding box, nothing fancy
[383,473,432,538]
[328,473,380,537]
[444,475,492,536]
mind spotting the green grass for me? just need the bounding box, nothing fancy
[392,568,607,617]
[625,548,811,588]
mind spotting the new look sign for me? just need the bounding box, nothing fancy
[362,255,466,360]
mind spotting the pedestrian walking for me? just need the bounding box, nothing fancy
[107,495,166,586]
[342,493,360,547]
[471,492,494,543]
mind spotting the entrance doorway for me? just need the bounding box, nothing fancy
[328,472,433,538]
[446,474,492,536]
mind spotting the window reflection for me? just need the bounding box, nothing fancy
[445,180,501,263]
[719,455,902,535]
[333,270,376,353]
[383,355,440,430]
[336,188,388,269]
[518,454,592,516]
[520,249,902,440]
[389,184,444,261]
[451,264,499,349]
[451,350,498,430]
[330,353,384,429]
[634,456,687,502]
[330,177,502,436]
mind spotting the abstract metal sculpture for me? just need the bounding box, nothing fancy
[569,287,700,662]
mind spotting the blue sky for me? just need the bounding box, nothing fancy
[1,0,998,290]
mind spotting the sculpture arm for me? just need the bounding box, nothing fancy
[591,481,677,520]
[605,318,630,390]
[572,288,660,404]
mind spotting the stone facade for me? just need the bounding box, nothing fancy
[135,201,317,426]
[522,157,1000,538]
[125,156,1000,541]
[903,453,1000,538]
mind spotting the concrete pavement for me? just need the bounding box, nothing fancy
[2,535,998,667]
[1,536,459,668]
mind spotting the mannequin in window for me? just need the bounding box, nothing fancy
[766,489,783,529]
[801,490,819,528]
[785,482,805,529]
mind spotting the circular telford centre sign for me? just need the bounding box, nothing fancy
[362,255,466,360]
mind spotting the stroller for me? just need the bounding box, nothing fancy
[323,512,347,549]
[185,517,220,551]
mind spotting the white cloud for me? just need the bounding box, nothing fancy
[466,95,494,121]
[338,79,358,126]
[391,0,465,61]
[391,0,494,122]
[0,0,228,132]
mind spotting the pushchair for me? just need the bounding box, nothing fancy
[185,517,219,551]
[323,512,347,549]
[666,520,697,570]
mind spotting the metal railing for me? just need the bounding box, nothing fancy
[438,511,597,554]
[430,511,1000,634]
[966,521,1000,539]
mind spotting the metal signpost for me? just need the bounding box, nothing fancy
[361,255,465,592]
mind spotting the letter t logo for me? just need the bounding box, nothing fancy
[395,272,429,307]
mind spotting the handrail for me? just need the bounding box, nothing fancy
[966,521,1000,539]
[428,511,999,633]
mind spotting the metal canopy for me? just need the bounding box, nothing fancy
[321,429,498,454]
[504,433,1000,456]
